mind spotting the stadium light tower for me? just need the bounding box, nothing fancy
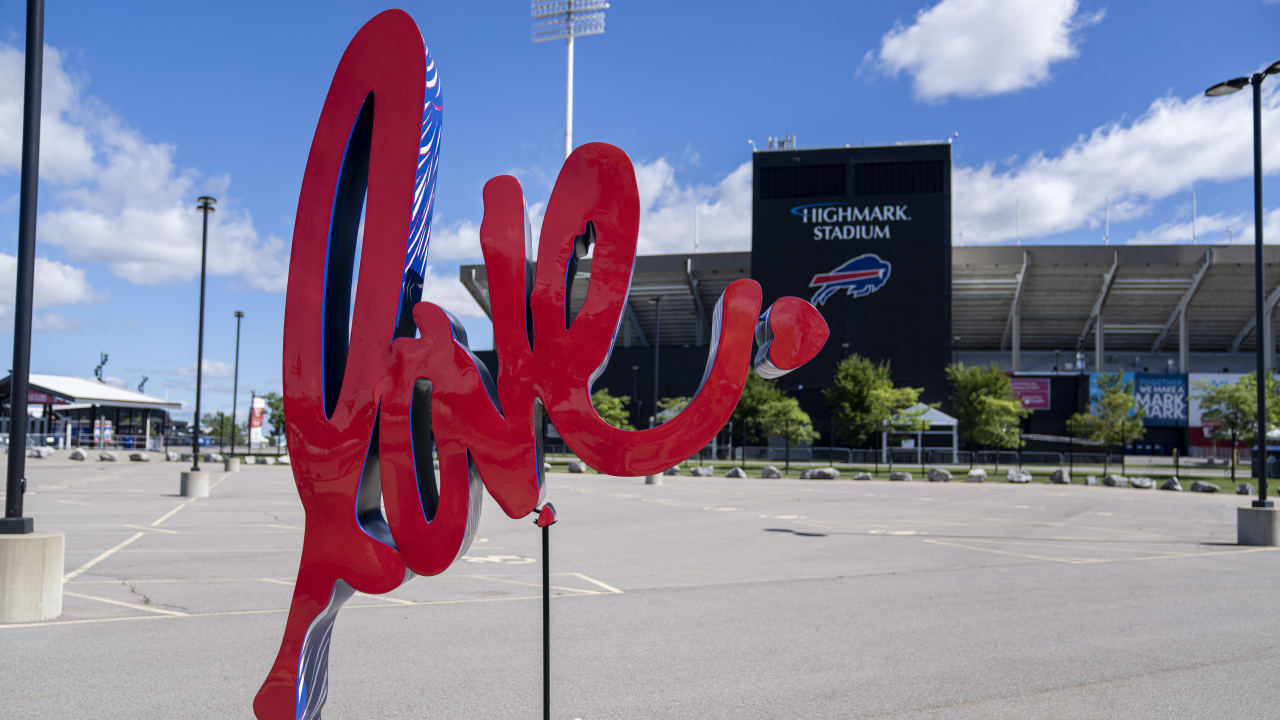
[532,1,609,159]
[1205,59,1280,510]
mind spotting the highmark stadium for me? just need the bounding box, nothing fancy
[461,141,1280,458]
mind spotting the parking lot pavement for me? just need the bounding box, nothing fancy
[3,458,1278,718]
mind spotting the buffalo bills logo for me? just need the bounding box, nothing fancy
[809,253,891,306]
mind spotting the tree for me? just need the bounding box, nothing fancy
[731,373,785,445]
[1195,373,1280,481]
[946,363,1030,460]
[591,388,634,430]
[262,392,286,445]
[756,391,818,472]
[1067,372,1145,475]
[202,411,245,449]
[657,396,691,423]
[825,354,930,456]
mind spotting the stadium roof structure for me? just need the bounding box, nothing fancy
[460,244,1280,365]
[0,374,182,412]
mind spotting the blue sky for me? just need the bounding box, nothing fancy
[0,0,1277,422]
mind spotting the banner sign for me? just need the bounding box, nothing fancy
[1009,377,1050,410]
[1188,373,1245,428]
[248,396,266,445]
[252,12,829,719]
[26,390,68,405]
[1133,373,1187,427]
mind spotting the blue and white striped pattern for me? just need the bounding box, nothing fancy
[403,42,443,299]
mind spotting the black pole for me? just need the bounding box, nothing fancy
[651,297,661,428]
[192,197,215,472]
[2,0,44,535]
[231,311,243,458]
[542,521,549,720]
[1251,75,1273,508]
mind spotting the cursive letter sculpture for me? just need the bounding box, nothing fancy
[254,10,828,719]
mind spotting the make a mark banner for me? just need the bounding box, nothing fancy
[1134,373,1187,427]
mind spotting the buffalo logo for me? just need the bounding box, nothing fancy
[809,253,891,306]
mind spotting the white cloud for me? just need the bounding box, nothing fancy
[427,218,482,262]
[631,158,752,255]
[0,253,100,331]
[0,43,288,292]
[874,0,1103,101]
[0,46,94,182]
[174,359,235,379]
[954,84,1280,244]
[419,265,488,318]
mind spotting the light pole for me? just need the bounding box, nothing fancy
[231,311,244,459]
[631,364,639,426]
[651,297,662,428]
[2,0,44,535]
[532,0,609,159]
[1206,60,1280,508]
[192,196,215,472]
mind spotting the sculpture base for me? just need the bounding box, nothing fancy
[0,532,64,623]
[225,457,240,473]
[1238,506,1280,546]
[180,470,210,498]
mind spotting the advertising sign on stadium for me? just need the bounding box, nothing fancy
[1188,373,1244,427]
[1010,377,1050,410]
[1133,373,1187,427]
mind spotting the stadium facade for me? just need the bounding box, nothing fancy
[462,143,1278,457]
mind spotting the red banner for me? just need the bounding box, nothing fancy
[1010,377,1051,410]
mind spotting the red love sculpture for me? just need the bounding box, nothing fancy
[254,10,827,719]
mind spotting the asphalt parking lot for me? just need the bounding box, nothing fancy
[3,456,1278,719]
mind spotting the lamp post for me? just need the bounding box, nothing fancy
[531,1,609,159]
[1,0,44,535]
[631,364,639,426]
[231,311,244,459]
[192,196,215,472]
[1206,60,1280,508]
[651,297,662,428]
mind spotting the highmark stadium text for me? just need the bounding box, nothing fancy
[792,202,913,240]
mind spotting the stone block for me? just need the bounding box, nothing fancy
[1006,469,1032,483]
[927,468,952,482]
[567,461,587,473]
[889,471,912,482]
[966,468,987,483]
[1050,468,1070,484]
[1160,477,1182,491]
[98,451,118,462]
[69,448,87,461]
[1190,481,1219,493]
[761,465,782,479]
[853,472,873,481]
[725,467,746,478]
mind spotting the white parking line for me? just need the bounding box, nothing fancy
[63,532,145,581]
[63,590,187,617]
[574,573,623,594]
[124,524,178,535]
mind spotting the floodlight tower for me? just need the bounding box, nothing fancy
[532,1,610,160]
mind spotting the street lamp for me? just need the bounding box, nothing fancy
[231,311,244,459]
[531,0,609,159]
[1,0,45,535]
[631,364,639,426]
[192,196,215,472]
[1205,60,1280,509]
[651,296,662,428]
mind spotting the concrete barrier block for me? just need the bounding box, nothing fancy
[0,532,64,623]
